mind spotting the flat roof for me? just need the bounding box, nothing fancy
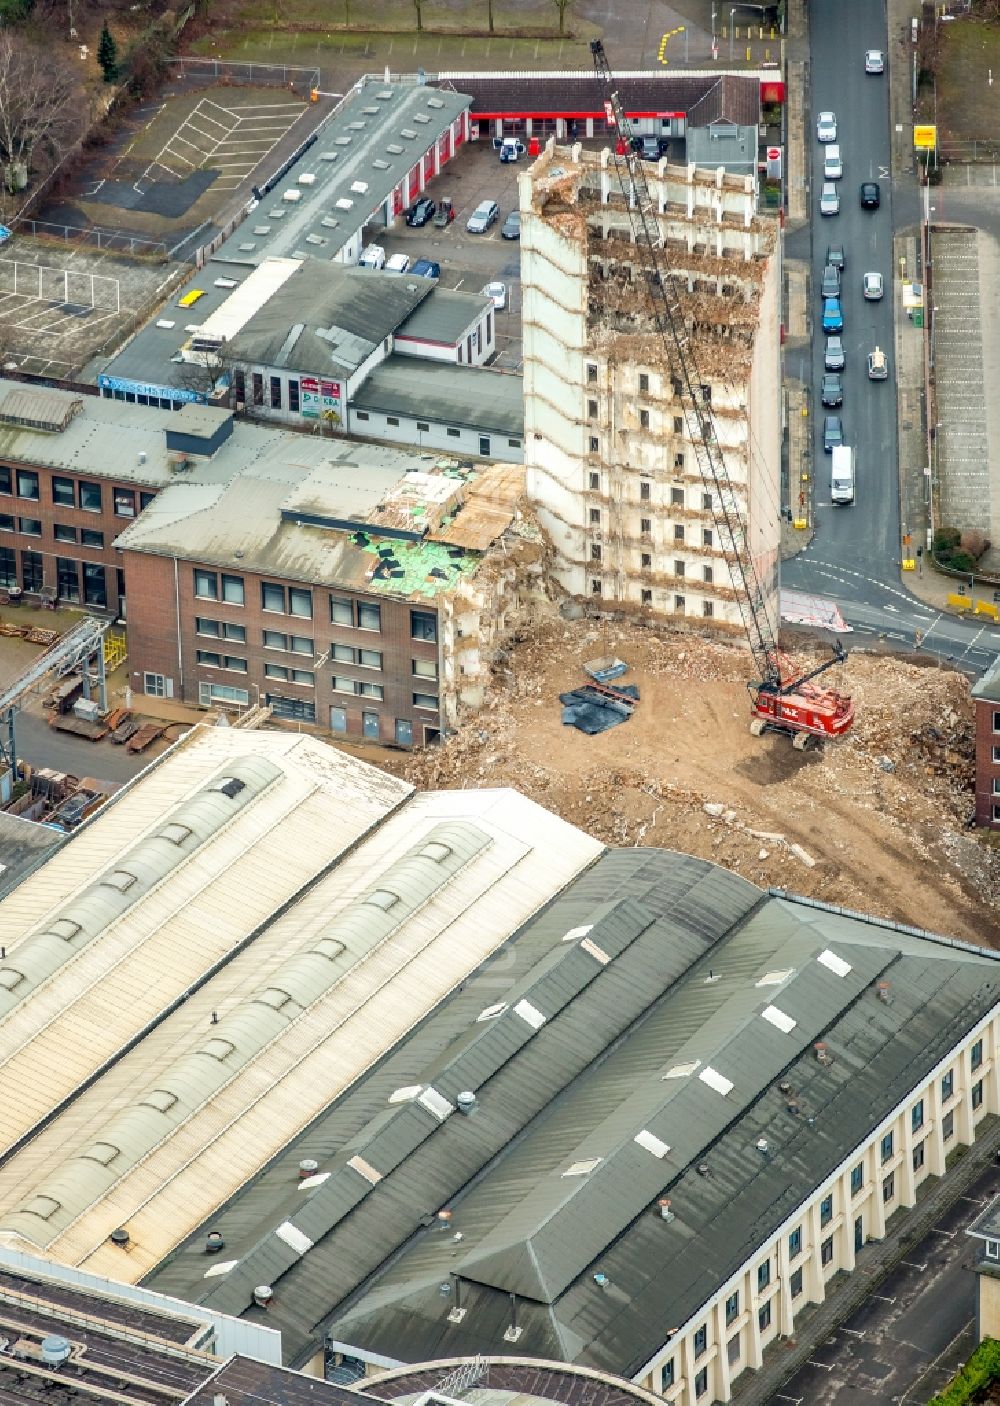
[0,731,601,1286]
[0,813,65,900]
[433,70,764,124]
[396,287,493,346]
[353,357,524,438]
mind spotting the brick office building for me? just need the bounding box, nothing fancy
[973,656,1000,828]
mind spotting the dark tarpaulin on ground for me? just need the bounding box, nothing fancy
[559,684,640,735]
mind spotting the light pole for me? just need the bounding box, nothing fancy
[730,8,735,59]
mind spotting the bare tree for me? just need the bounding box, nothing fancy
[0,36,81,199]
[552,0,574,35]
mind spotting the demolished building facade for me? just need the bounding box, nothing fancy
[520,141,781,633]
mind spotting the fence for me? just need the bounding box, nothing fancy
[7,217,168,260]
[166,57,320,92]
[939,139,1000,164]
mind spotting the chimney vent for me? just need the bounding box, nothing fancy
[299,1159,319,1180]
[457,1090,477,1115]
[40,1336,72,1367]
[814,1042,831,1065]
[658,1198,675,1222]
[756,1137,769,1154]
[205,1230,225,1255]
[877,982,892,1004]
[109,1227,130,1248]
[253,1285,273,1309]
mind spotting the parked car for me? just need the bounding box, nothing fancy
[827,244,845,271]
[411,258,441,279]
[816,110,837,142]
[501,210,521,240]
[865,48,885,73]
[820,182,840,216]
[497,136,526,163]
[863,271,884,300]
[822,297,843,334]
[433,198,456,228]
[386,253,411,274]
[821,263,841,299]
[482,281,507,310]
[823,145,843,180]
[636,134,663,162]
[821,372,843,407]
[868,346,888,380]
[825,335,845,371]
[405,197,436,227]
[823,415,844,452]
[358,245,386,270]
[860,181,881,209]
[467,200,499,233]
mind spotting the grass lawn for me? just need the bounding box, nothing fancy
[936,18,1000,143]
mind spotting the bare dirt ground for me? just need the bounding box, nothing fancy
[378,619,1000,947]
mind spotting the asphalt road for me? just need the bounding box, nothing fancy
[12,709,161,784]
[782,0,1000,674]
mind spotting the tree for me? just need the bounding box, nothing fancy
[552,0,573,36]
[98,23,119,83]
[123,19,172,98]
[0,35,80,201]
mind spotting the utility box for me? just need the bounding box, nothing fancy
[73,698,100,724]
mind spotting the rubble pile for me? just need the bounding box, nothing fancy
[382,619,999,944]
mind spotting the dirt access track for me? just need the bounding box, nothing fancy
[381,619,1000,946]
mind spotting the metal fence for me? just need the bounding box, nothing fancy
[166,57,320,91]
[939,139,1000,164]
[8,217,168,260]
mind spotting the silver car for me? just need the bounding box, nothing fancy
[820,183,840,216]
[817,110,837,142]
[467,200,499,234]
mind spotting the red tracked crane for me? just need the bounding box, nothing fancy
[590,40,854,748]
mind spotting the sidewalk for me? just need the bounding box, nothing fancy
[730,1113,1000,1406]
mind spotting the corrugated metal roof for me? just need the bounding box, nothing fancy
[397,289,493,345]
[141,850,1000,1374]
[352,358,524,438]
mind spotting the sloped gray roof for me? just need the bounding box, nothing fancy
[397,288,493,346]
[142,854,1000,1378]
[352,358,524,437]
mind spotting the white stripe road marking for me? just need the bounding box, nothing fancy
[806,1361,834,1372]
[901,1260,927,1271]
[930,1227,955,1237]
[870,1294,896,1303]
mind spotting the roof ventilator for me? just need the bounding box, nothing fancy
[446,1274,466,1324]
[877,981,892,1004]
[109,1227,130,1248]
[206,1230,225,1255]
[657,1197,675,1222]
[503,1292,522,1343]
[456,1091,477,1116]
[814,1041,833,1065]
[298,1159,320,1181]
[253,1285,274,1309]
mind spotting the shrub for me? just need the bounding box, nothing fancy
[927,1337,1000,1406]
[933,526,961,553]
[960,529,991,560]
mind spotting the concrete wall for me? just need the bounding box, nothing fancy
[635,1014,1000,1406]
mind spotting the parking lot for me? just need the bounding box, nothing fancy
[364,137,529,372]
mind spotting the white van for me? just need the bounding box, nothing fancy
[831,445,854,504]
[824,144,843,179]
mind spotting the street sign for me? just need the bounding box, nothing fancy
[914,124,937,150]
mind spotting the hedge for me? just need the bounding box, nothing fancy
[927,1337,1000,1406]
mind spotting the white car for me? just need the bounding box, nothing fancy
[467,200,499,234]
[863,271,884,300]
[865,49,885,73]
[820,183,840,216]
[358,244,386,270]
[816,110,837,143]
[385,253,411,274]
[481,281,507,310]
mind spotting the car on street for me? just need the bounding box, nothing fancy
[405,197,436,227]
[827,244,845,271]
[482,281,507,310]
[358,245,386,270]
[467,200,500,234]
[822,297,843,334]
[821,263,841,299]
[817,110,837,142]
[865,48,885,73]
[501,210,521,240]
[868,346,888,379]
[863,271,884,300]
[860,181,881,209]
[411,258,441,279]
[386,253,411,274]
[821,372,843,407]
[823,415,844,452]
[825,335,845,371]
[820,182,840,215]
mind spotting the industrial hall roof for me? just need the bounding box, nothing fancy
[0,727,600,1289]
[144,851,1000,1376]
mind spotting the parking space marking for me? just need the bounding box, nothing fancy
[930,1226,955,1238]
[900,1260,927,1271]
[870,1294,896,1302]
[806,1360,834,1372]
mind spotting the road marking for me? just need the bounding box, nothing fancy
[901,1260,927,1271]
[930,1227,955,1238]
[806,1361,834,1372]
[870,1293,896,1303]
[840,1327,865,1337]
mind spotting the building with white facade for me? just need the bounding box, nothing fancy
[519,140,780,633]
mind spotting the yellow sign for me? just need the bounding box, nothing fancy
[914,124,937,150]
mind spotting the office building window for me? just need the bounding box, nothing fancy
[674,524,685,541]
[81,528,104,548]
[83,562,106,607]
[670,486,684,506]
[660,1360,674,1392]
[590,508,601,525]
[359,681,383,700]
[0,513,12,532]
[788,1227,801,1258]
[911,1099,924,1132]
[912,1141,925,1172]
[882,1172,895,1203]
[218,571,242,602]
[851,1162,863,1196]
[973,1079,984,1110]
[78,480,102,512]
[54,523,77,544]
[358,602,381,632]
[639,409,650,429]
[17,470,39,500]
[270,376,282,409]
[693,1325,707,1358]
[590,472,601,490]
[757,1259,770,1291]
[941,1070,954,1101]
[0,466,10,495]
[725,1291,739,1325]
[942,1109,955,1140]
[0,546,14,587]
[56,558,80,602]
[694,1369,708,1400]
[114,487,136,517]
[880,1131,893,1163]
[972,1039,984,1070]
[289,587,312,619]
[790,1267,803,1298]
[413,692,438,710]
[262,581,285,613]
[195,570,218,601]
[758,1301,772,1332]
[330,596,353,625]
[358,648,382,669]
[288,379,300,413]
[21,550,42,593]
[331,642,354,663]
[52,476,75,507]
[333,676,359,695]
[265,663,288,681]
[820,1194,833,1228]
[639,372,649,393]
[140,491,156,511]
[411,609,436,642]
[18,518,41,537]
[821,1235,834,1266]
[252,372,264,406]
[702,527,713,547]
